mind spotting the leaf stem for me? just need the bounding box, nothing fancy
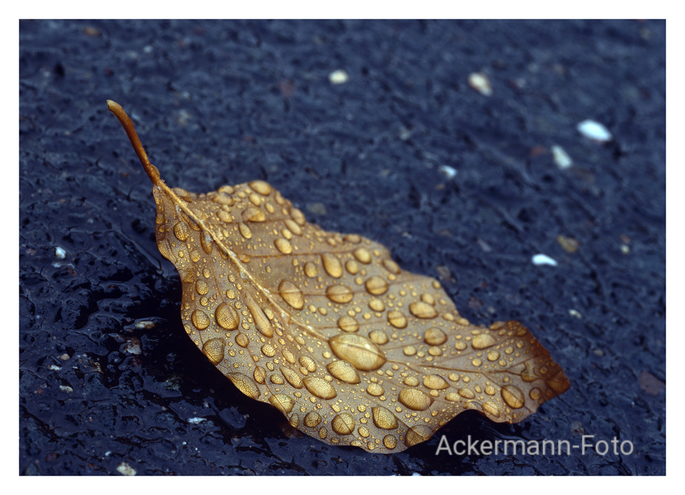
[107,100,161,184]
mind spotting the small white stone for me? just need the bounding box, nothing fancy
[187,417,206,424]
[116,462,136,476]
[532,254,558,266]
[577,120,612,142]
[438,165,457,179]
[568,309,583,319]
[55,247,66,259]
[328,69,349,85]
[551,145,573,169]
[48,364,61,371]
[468,72,492,96]
[59,385,74,393]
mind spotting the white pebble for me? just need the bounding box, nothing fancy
[55,247,66,259]
[532,254,558,266]
[577,120,612,142]
[116,462,137,476]
[59,385,74,393]
[468,72,492,96]
[187,417,207,424]
[551,145,573,169]
[328,69,349,85]
[438,165,457,179]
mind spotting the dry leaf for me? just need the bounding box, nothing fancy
[107,100,570,453]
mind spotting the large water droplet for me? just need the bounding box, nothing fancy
[472,333,496,349]
[321,253,343,278]
[331,413,355,435]
[325,284,354,304]
[227,372,260,399]
[501,384,525,409]
[215,303,240,330]
[365,275,389,295]
[329,334,387,371]
[303,377,337,399]
[327,360,361,384]
[279,280,304,309]
[398,388,433,411]
[203,338,225,365]
[372,406,399,430]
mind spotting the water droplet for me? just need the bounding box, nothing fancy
[409,301,438,319]
[304,262,318,278]
[217,210,232,223]
[345,259,359,275]
[290,207,306,226]
[529,388,542,401]
[274,238,293,254]
[365,275,389,295]
[382,259,401,274]
[368,298,385,312]
[387,310,407,329]
[423,375,449,390]
[215,303,240,330]
[424,328,447,346]
[501,384,525,409]
[405,425,433,447]
[321,253,343,278]
[366,383,384,396]
[203,338,225,365]
[299,356,316,372]
[242,207,265,222]
[353,247,372,264]
[337,315,359,332]
[472,333,496,349]
[173,221,189,241]
[301,411,321,428]
[238,222,252,239]
[368,330,388,345]
[253,366,267,384]
[398,388,433,411]
[325,284,354,304]
[212,191,233,205]
[191,309,210,330]
[284,219,302,236]
[403,345,417,356]
[482,401,500,418]
[195,280,209,295]
[403,376,419,386]
[227,372,260,399]
[269,394,295,414]
[279,280,304,309]
[281,367,303,388]
[248,180,272,196]
[458,388,475,399]
[372,406,399,430]
[487,350,500,361]
[261,343,276,357]
[200,232,213,255]
[331,413,355,435]
[235,333,249,348]
[383,435,398,450]
[329,334,387,371]
[327,360,361,384]
[245,298,273,337]
[303,377,337,399]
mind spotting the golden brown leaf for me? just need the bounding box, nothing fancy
[107,100,570,453]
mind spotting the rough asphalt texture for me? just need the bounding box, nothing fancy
[20,20,665,475]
